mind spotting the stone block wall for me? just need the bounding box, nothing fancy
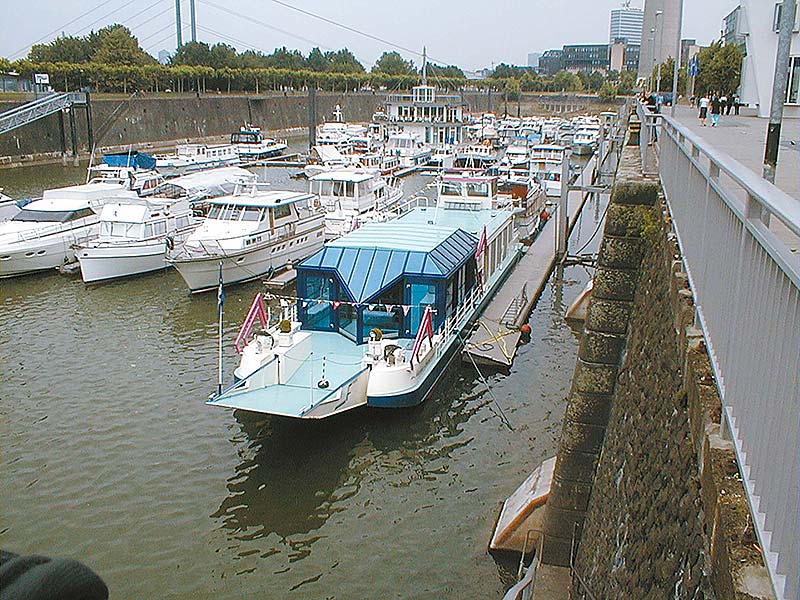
[551,147,775,599]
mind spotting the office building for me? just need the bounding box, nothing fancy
[527,52,542,69]
[539,50,564,75]
[610,4,644,45]
[562,44,611,73]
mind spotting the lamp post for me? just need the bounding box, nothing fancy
[649,28,656,90]
[655,10,663,95]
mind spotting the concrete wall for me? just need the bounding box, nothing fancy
[541,145,775,599]
[0,91,620,166]
[0,92,385,165]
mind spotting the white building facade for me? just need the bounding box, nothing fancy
[610,5,644,44]
[737,0,800,117]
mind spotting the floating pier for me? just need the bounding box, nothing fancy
[243,153,305,168]
[462,156,600,367]
[263,268,297,290]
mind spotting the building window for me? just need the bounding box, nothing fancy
[787,56,800,105]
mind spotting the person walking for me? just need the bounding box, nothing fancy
[720,94,728,118]
[698,94,710,126]
[733,94,740,115]
[710,94,722,127]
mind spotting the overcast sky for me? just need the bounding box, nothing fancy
[4,0,740,70]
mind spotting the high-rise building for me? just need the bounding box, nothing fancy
[610,3,644,45]
[638,0,681,80]
[527,52,542,69]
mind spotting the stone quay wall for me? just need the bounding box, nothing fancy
[0,91,618,167]
[0,92,384,166]
[541,145,774,599]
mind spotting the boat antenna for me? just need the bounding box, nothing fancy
[422,46,427,86]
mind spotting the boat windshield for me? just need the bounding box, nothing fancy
[100,221,144,238]
[231,132,260,144]
[12,208,94,223]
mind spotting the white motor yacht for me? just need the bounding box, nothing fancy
[76,197,198,283]
[0,182,139,277]
[231,126,288,161]
[308,168,403,239]
[530,144,568,198]
[155,143,240,175]
[167,182,325,292]
[385,133,432,169]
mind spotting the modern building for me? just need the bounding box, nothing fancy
[736,0,800,117]
[638,0,682,79]
[562,44,611,73]
[680,38,700,67]
[527,52,543,69]
[610,39,641,72]
[539,50,564,75]
[610,3,644,45]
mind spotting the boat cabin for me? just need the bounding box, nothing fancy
[297,223,478,343]
[230,127,264,145]
[308,169,391,212]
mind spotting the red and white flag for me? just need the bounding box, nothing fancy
[475,225,487,289]
[410,306,434,368]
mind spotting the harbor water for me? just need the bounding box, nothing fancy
[0,148,603,598]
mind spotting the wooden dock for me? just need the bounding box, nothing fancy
[264,268,297,290]
[243,153,305,168]
[462,156,599,367]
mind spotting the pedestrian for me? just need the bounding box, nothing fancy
[698,94,710,126]
[720,94,728,118]
[711,94,721,127]
[734,95,740,115]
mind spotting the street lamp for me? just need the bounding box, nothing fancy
[655,10,664,95]
[649,28,656,90]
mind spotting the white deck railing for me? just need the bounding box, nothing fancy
[657,114,799,600]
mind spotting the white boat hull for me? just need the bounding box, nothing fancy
[171,225,325,292]
[0,223,98,277]
[77,238,180,283]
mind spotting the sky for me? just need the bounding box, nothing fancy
[3,0,741,71]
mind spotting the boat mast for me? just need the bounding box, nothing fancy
[422,46,427,86]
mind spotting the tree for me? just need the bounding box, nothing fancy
[428,63,465,79]
[617,70,637,95]
[552,70,582,92]
[372,51,415,76]
[29,35,91,64]
[650,57,687,96]
[306,47,327,71]
[88,25,154,66]
[598,82,617,103]
[694,42,743,96]
[325,49,364,73]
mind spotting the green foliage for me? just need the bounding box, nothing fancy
[617,70,637,95]
[598,82,617,103]
[372,51,416,76]
[428,63,465,79]
[491,63,536,79]
[30,35,91,64]
[552,70,582,92]
[650,57,686,94]
[694,42,743,96]
[87,25,155,66]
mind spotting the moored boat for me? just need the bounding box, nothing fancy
[155,143,240,175]
[231,125,288,160]
[307,168,403,239]
[167,182,325,292]
[207,173,520,419]
[76,197,198,283]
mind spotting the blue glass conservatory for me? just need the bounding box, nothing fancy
[296,222,478,343]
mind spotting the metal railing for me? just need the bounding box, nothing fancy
[0,92,87,136]
[635,101,662,176]
[657,114,799,600]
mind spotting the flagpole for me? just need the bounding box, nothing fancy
[217,261,224,396]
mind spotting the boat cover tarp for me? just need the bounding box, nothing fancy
[102,151,156,170]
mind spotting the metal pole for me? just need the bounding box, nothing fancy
[190,0,197,42]
[85,90,94,154]
[175,0,182,48]
[763,0,796,184]
[656,12,664,95]
[58,109,67,163]
[308,86,317,150]
[556,149,571,259]
[68,107,78,165]
[670,0,684,116]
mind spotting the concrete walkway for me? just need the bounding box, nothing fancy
[668,105,800,253]
[669,105,799,200]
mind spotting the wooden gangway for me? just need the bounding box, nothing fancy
[462,156,600,367]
